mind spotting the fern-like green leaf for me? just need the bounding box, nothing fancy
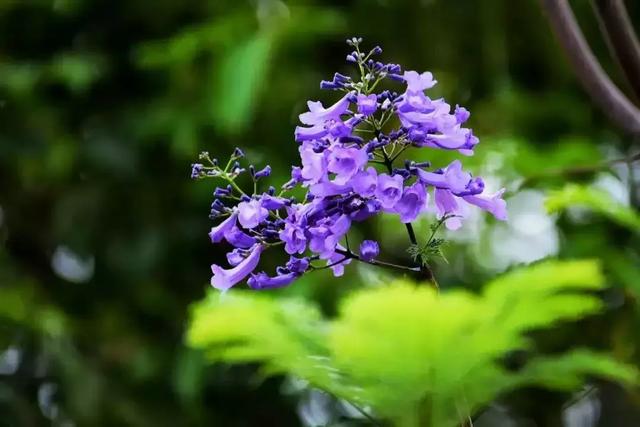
[187,260,637,427]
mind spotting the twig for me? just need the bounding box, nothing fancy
[380,150,439,288]
[335,248,421,274]
[538,0,640,134]
[592,0,640,100]
[520,151,640,186]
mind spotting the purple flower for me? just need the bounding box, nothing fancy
[224,226,257,248]
[248,271,298,290]
[260,195,288,210]
[191,163,204,179]
[350,199,382,221]
[463,189,508,221]
[253,165,272,179]
[324,244,351,277]
[196,39,509,293]
[226,248,247,266]
[360,240,379,262]
[211,244,265,291]
[403,70,437,92]
[434,188,463,230]
[352,167,378,197]
[295,123,330,142]
[443,160,472,194]
[299,144,327,184]
[308,215,351,258]
[415,161,482,197]
[310,179,352,197]
[376,174,404,208]
[209,212,238,243]
[394,181,428,223]
[280,221,307,255]
[237,199,268,229]
[327,145,369,185]
[356,94,377,115]
[454,105,470,124]
[299,93,351,125]
[286,256,310,274]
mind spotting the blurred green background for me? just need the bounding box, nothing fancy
[1,0,639,426]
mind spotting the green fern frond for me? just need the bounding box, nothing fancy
[187,260,637,427]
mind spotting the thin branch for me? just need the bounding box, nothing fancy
[592,0,640,100]
[379,149,439,288]
[520,150,640,186]
[335,248,421,274]
[539,0,640,134]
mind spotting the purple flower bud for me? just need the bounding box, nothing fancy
[371,46,383,55]
[356,94,378,116]
[191,163,204,179]
[254,165,272,179]
[214,187,231,197]
[360,240,380,262]
[393,168,412,179]
[233,147,245,158]
[211,199,226,211]
[333,72,350,83]
[248,271,298,290]
[386,64,401,74]
[320,80,341,90]
[286,257,310,274]
[346,53,358,63]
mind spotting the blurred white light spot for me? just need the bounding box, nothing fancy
[339,399,373,420]
[594,173,629,205]
[563,388,600,427]
[297,389,333,427]
[488,190,559,269]
[0,347,21,375]
[51,245,95,283]
[38,382,59,420]
[475,404,517,427]
[281,376,309,395]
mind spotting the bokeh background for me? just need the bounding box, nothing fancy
[1,0,639,426]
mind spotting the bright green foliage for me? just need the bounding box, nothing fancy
[546,184,640,232]
[187,260,637,427]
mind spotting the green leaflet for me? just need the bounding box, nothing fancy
[187,260,637,427]
[546,184,640,232]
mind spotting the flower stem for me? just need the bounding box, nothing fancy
[380,149,439,289]
[335,248,420,273]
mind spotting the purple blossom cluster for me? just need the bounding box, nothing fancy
[192,38,507,292]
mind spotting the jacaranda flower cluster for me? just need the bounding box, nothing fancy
[192,38,507,291]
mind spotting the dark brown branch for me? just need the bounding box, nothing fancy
[539,0,640,134]
[593,0,640,100]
